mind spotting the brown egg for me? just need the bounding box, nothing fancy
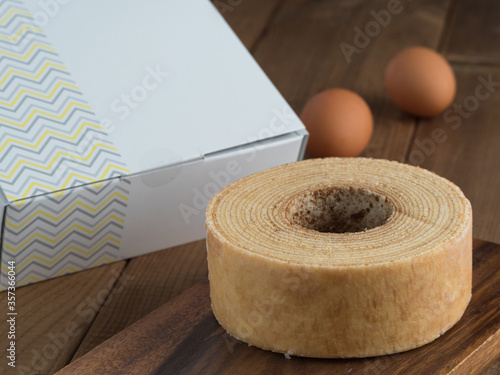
[384,47,456,117]
[300,88,373,157]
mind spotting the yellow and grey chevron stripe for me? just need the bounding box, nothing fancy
[0,0,132,288]
[0,0,129,202]
[0,178,131,289]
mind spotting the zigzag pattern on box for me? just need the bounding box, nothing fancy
[1,178,131,289]
[0,0,129,202]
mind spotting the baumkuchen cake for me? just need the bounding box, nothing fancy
[205,158,472,358]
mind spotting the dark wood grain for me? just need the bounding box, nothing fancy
[0,261,125,375]
[71,240,208,361]
[440,0,500,64]
[211,0,283,50]
[250,0,451,161]
[406,66,500,244]
[56,239,500,375]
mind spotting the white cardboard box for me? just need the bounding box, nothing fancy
[0,0,307,288]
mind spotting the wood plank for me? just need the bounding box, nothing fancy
[0,261,125,375]
[250,0,451,161]
[56,239,500,375]
[211,0,282,50]
[483,361,500,375]
[71,240,208,361]
[440,0,500,64]
[405,66,500,244]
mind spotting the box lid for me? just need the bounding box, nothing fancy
[0,0,304,203]
[23,0,304,174]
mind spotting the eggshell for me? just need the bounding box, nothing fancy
[300,88,373,157]
[384,47,456,117]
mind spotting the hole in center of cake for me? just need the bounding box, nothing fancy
[285,186,394,233]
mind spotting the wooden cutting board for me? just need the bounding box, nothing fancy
[57,239,500,375]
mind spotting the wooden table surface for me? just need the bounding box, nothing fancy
[1,1,499,374]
